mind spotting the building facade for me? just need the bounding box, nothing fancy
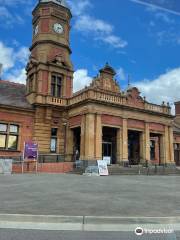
[0,0,177,167]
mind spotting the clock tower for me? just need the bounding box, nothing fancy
[26,0,73,104]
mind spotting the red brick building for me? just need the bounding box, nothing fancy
[0,0,178,171]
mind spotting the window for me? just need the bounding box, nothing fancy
[50,128,58,153]
[0,123,19,150]
[51,75,62,97]
[29,75,33,92]
[150,140,155,160]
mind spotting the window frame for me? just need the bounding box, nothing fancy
[51,74,62,98]
[0,123,19,151]
[50,128,58,153]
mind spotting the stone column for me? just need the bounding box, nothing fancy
[66,126,74,162]
[95,114,102,160]
[169,126,175,164]
[80,115,86,160]
[84,113,95,161]
[144,122,150,163]
[160,134,165,164]
[164,125,170,164]
[122,119,128,163]
[116,128,121,163]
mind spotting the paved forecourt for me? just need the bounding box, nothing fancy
[0,174,180,232]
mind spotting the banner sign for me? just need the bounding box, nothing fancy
[24,142,38,160]
[97,160,109,176]
[103,156,111,165]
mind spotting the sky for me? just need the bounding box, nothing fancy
[0,0,180,112]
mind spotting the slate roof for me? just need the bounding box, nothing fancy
[0,80,33,109]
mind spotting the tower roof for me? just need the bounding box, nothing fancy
[39,0,69,8]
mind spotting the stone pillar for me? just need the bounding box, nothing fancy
[164,125,170,164]
[80,115,86,160]
[116,128,121,163]
[160,134,165,164]
[144,122,150,163]
[84,113,95,161]
[66,126,73,162]
[122,119,128,163]
[169,126,175,164]
[95,114,102,160]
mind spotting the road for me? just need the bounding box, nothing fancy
[0,230,179,240]
[0,174,179,217]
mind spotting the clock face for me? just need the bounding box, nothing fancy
[34,25,39,36]
[53,23,63,34]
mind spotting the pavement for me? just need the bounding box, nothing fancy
[0,174,179,235]
[0,174,179,217]
[0,230,179,240]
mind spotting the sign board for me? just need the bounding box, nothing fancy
[103,156,111,165]
[84,166,99,176]
[24,142,38,160]
[97,160,109,176]
[0,159,12,175]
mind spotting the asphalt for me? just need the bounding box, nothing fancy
[0,174,179,217]
[0,174,179,233]
[0,230,179,240]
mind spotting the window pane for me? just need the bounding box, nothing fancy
[52,76,56,84]
[51,128,57,136]
[10,125,18,133]
[51,84,56,96]
[57,85,61,97]
[50,138,57,152]
[0,124,7,132]
[57,77,61,85]
[8,135,18,150]
[0,135,6,148]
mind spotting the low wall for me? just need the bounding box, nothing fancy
[12,162,74,174]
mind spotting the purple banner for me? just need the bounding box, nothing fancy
[24,142,38,160]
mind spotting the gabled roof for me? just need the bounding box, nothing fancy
[0,80,33,109]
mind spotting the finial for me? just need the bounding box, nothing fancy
[128,74,131,88]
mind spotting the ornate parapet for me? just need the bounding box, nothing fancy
[68,89,171,115]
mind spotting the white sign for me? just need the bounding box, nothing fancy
[103,156,111,165]
[0,159,12,175]
[97,160,109,176]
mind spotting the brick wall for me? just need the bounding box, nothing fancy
[128,119,144,129]
[175,102,180,115]
[12,162,73,174]
[101,115,122,126]
[0,110,34,155]
[149,123,164,132]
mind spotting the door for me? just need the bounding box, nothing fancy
[102,142,112,164]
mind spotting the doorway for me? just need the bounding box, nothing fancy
[72,127,81,161]
[128,130,140,165]
[102,127,117,164]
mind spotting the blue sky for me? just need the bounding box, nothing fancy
[0,0,180,109]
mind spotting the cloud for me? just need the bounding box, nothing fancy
[67,0,91,16]
[5,68,26,84]
[75,15,113,35]
[0,41,29,84]
[117,67,126,81]
[70,0,127,49]
[73,69,92,92]
[0,0,33,27]
[135,67,180,113]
